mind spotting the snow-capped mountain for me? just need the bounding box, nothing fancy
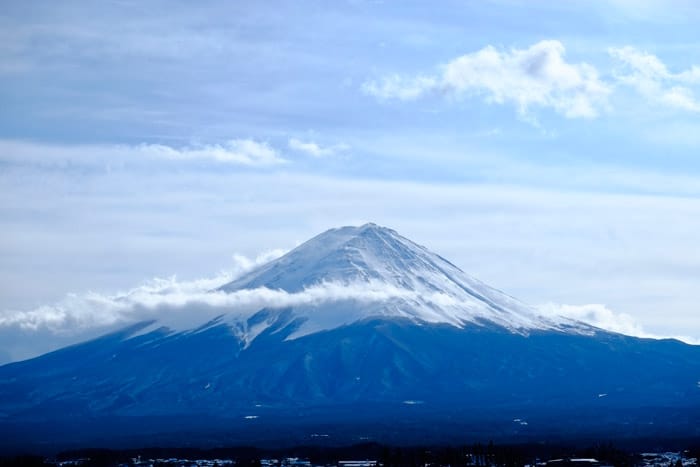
[220,223,584,342]
[0,224,699,450]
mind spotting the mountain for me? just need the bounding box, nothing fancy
[1,223,699,451]
[219,223,581,339]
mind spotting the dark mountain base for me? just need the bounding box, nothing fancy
[2,319,700,454]
[2,403,700,455]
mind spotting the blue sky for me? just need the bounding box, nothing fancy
[2,0,700,362]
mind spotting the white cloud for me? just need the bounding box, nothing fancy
[0,138,286,168]
[140,139,286,166]
[230,249,288,274]
[538,303,700,345]
[361,74,439,101]
[363,40,700,118]
[538,302,647,336]
[0,277,459,334]
[288,138,349,157]
[0,249,287,332]
[609,46,700,112]
[363,40,611,119]
[6,267,700,348]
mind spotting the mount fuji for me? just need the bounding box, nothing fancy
[1,223,699,450]
[216,223,588,345]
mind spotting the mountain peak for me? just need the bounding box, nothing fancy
[356,221,381,230]
[352,222,398,236]
[307,222,404,250]
[219,224,579,337]
[221,223,434,292]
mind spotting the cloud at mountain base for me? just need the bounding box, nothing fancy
[538,302,699,344]
[0,263,462,334]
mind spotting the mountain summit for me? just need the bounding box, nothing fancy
[223,223,460,292]
[221,223,576,339]
[1,224,699,449]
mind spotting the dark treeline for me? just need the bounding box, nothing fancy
[2,440,699,467]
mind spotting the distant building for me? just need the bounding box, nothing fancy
[546,458,601,466]
[282,458,311,466]
[338,461,379,467]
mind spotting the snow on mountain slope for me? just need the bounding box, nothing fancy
[218,223,590,343]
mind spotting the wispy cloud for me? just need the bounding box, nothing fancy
[609,46,700,112]
[538,302,699,344]
[0,278,460,333]
[363,40,700,119]
[363,40,611,119]
[144,139,286,166]
[288,138,349,157]
[6,263,699,347]
[362,75,439,101]
[0,139,287,168]
[0,249,286,332]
